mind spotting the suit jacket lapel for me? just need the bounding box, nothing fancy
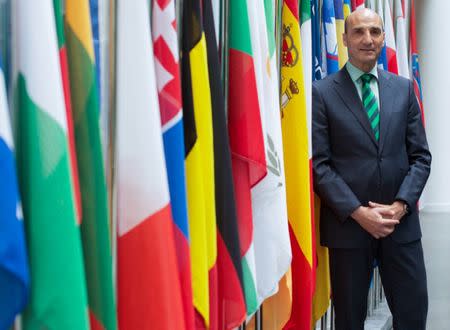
[333,68,378,146]
[377,69,394,154]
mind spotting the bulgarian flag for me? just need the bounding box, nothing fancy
[115,0,185,328]
[0,56,29,330]
[395,0,410,78]
[53,0,82,224]
[228,0,268,318]
[181,0,218,328]
[280,1,315,329]
[13,0,89,328]
[248,0,291,308]
[64,0,117,329]
[152,0,195,329]
[384,0,399,74]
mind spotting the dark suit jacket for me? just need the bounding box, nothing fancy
[312,67,431,248]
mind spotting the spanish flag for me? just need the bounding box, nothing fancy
[280,1,316,329]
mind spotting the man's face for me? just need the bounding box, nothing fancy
[343,11,385,70]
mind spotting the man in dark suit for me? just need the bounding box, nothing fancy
[312,8,431,330]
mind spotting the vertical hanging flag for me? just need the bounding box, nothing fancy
[228,0,268,317]
[248,0,291,308]
[351,0,365,10]
[334,0,348,68]
[115,1,185,329]
[89,0,101,96]
[300,0,314,158]
[280,1,315,329]
[322,0,339,74]
[181,0,218,328]
[311,0,331,325]
[409,0,424,122]
[367,0,376,9]
[343,0,351,18]
[64,0,117,329]
[377,0,388,70]
[312,0,324,80]
[152,1,195,329]
[202,0,247,328]
[394,0,409,78]
[384,0,399,74]
[53,0,82,224]
[0,56,29,330]
[13,0,89,328]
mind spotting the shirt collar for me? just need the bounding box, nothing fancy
[345,61,378,83]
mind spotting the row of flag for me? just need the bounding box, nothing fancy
[0,0,424,330]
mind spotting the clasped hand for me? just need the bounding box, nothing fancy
[351,201,406,239]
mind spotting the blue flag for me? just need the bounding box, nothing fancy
[90,0,101,103]
[312,0,323,81]
[0,57,29,330]
[322,0,339,74]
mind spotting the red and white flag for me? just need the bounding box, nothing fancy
[116,1,185,329]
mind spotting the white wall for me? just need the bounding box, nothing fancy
[417,0,450,212]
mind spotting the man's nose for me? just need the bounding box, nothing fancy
[361,30,373,44]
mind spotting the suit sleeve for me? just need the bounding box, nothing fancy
[395,80,432,210]
[312,83,361,222]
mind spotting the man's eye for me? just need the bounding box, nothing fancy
[371,29,382,36]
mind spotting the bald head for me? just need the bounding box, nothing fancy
[344,8,384,34]
[342,8,385,72]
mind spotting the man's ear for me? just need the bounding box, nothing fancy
[343,33,348,47]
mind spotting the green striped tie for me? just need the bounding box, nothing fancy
[361,73,380,141]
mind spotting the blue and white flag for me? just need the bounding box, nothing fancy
[322,0,339,74]
[312,0,323,81]
[0,56,29,330]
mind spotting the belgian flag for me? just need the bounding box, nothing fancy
[181,0,218,328]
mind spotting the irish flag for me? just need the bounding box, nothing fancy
[13,0,89,328]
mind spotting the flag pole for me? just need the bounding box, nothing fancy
[107,0,118,289]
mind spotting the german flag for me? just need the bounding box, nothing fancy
[203,0,247,328]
